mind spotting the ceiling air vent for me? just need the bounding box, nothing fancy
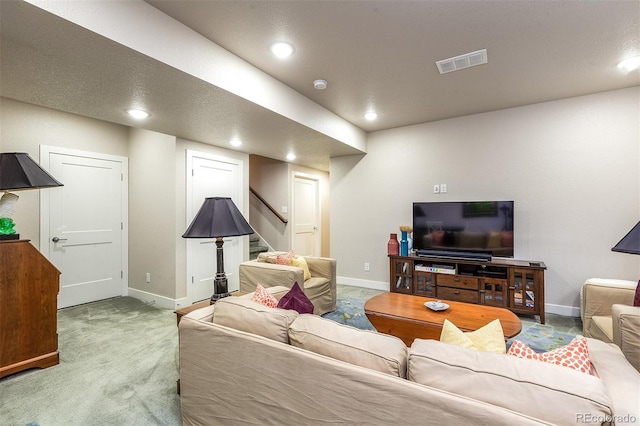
[436,49,487,74]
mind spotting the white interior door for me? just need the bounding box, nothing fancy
[40,146,127,309]
[292,174,320,256]
[186,150,244,303]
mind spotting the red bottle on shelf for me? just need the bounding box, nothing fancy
[388,233,399,256]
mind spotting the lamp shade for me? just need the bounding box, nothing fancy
[0,152,63,191]
[182,197,253,238]
[612,221,640,255]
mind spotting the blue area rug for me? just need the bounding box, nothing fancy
[322,295,577,353]
[322,296,376,331]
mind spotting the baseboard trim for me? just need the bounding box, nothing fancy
[337,276,388,291]
[545,303,580,318]
[127,287,181,310]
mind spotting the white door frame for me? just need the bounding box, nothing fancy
[39,145,129,297]
[291,171,321,256]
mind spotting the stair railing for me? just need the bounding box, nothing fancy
[249,186,288,224]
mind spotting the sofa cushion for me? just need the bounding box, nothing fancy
[439,319,506,353]
[408,339,612,425]
[289,314,408,378]
[507,336,591,374]
[277,282,314,314]
[591,315,614,341]
[586,339,640,422]
[213,296,299,343]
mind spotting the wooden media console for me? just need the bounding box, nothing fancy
[389,254,546,323]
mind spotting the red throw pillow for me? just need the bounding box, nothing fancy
[507,336,591,374]
[634,280,640,307]
[277,282,314,314]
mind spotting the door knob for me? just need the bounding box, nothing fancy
[52,236,68,243]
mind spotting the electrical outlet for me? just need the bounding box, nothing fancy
[364,262,370,272]
[433,184,440,194]
[145,272,151,283]
[440,183,447,193]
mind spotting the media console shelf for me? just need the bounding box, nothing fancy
[389,255,546,323]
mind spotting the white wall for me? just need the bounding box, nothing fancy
[249,155,290,251]
[0,98,129,247]
[249,155,331,256]
[0,98,251,306]
[128,128,177,299]
[331,87,640,315]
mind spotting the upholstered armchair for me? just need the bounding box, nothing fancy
[581,278,640,371]
[239,251,336,315]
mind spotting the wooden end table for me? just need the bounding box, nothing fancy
[174,300,211,326]
[364,292,522,346]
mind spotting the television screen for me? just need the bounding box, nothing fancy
[412,201,514,258]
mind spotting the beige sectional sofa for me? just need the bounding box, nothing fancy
[179,287,640,425]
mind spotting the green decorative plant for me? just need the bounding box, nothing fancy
[0,217,16,235]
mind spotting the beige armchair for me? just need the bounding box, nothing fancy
[581,278,640,371]
[239,251,336,315]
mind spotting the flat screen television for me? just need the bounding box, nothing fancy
[413,201,514,259]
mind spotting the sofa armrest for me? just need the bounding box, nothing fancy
[305,256,336,291]
[581,278,636,331]
[239,261,304,293]
[612,304,640,372]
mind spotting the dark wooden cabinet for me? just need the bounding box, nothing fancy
[0,240,60,378]
[389,255,546,323]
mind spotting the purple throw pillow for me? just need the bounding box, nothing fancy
[277,282,314,314]
[634,280,640,307]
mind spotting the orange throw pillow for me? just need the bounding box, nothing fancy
[507,336,591,374]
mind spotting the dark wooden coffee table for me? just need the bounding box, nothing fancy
[364,292,522,346]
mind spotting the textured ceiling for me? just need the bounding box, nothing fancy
[146,0,640,131]
[1,0,639,171]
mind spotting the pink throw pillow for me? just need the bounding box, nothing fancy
[252,284,278,308]
[634,280,640,307]
[276,250,295,265]
[507,336,591,374]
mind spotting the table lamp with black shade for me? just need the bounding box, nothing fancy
[182,197,254,302]
[0,152,63,240]
[612,221,640,255]
[612,220,640,305]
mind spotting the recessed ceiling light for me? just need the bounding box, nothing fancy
[313,79,327,90]
[617,56,640,72]
[364,111,378,121]
[286,152,296,161]
[230,138,242,147]
[271,42,294,59]
[127,108,149,120]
